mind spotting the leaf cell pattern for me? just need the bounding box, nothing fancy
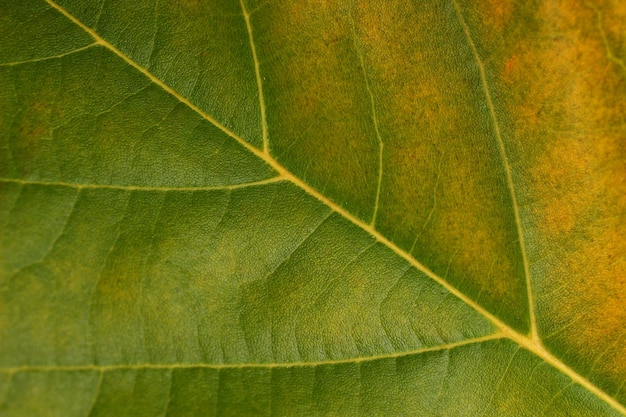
[1,0,625,415]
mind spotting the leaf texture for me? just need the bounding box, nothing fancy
[0,0,625,415]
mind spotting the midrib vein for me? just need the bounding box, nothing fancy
[0,177,285,191]
[239,0,269,154]
[0,334,504,374]
[40,1,626,414]
[451,1,538,342]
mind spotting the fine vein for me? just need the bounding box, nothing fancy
[586,1,626,74]
[240,0,269,153]
[84,371,103,417]
[349,6,384,227]
[451,0,538,343]
[0,334,504,374]
[0,43,97,67]
[0,177,285,191]
[40,1,626,414]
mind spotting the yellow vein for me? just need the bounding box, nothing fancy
[586,1,626,74]
[0,43,97,67]
[507,330,626,416]
[278,163,514,336]
[0,177,285,191]
[450,6,626,411]
[349,6,384,227]
[240,0,269,154]
[0,334,504,374]
[41,2,626,414]
[451,0,537,343]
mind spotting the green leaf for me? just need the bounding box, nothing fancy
[1,0,625,415]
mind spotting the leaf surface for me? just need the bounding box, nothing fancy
[0,0,625,415]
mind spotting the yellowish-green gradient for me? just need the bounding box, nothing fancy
[0,0,625,415]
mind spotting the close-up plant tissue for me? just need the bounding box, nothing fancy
[0,0,624,416]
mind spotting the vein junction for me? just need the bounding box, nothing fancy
[21,1,626,415]
[451,0,538,343]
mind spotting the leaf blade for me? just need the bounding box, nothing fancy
[1,0,625,415]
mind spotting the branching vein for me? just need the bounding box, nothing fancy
[32,2,626,414]
[586,1,626,75]
[451,0,537,343]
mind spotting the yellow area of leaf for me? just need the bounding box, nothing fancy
[495,0,626,398]
[593,0,626,68]
[474,0,513,32]
[352,0,528,330]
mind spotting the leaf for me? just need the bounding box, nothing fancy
[0,0,625,415]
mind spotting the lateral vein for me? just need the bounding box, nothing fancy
[451,0,537,342]
[0,177,285,191]
[349,6,384,227]
[586,1,626,75]
[240,0,269,154]
[0,43,97,67]
[0,334,504,374]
